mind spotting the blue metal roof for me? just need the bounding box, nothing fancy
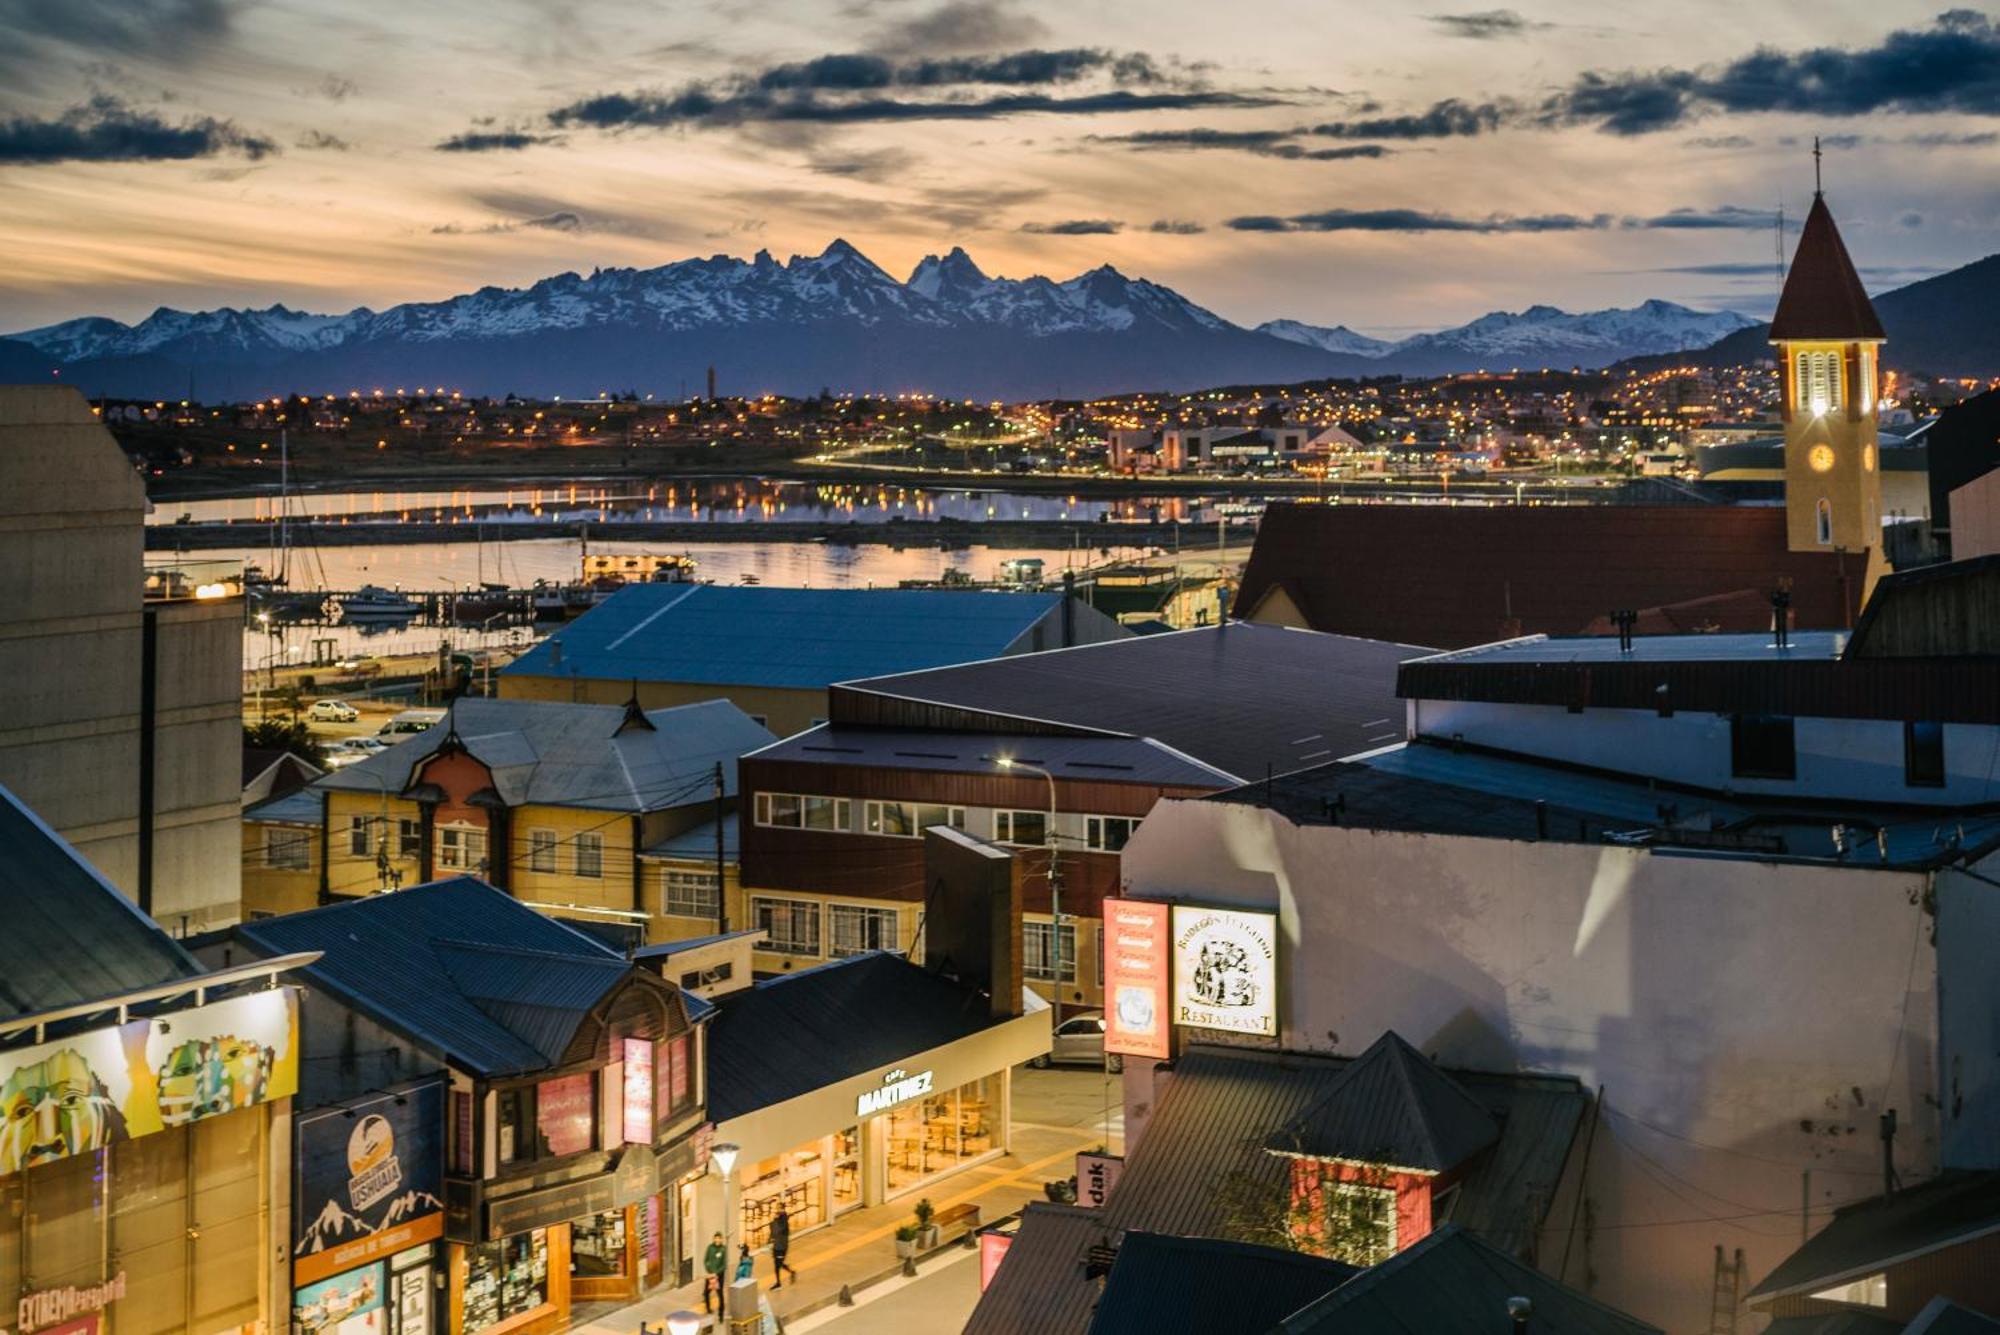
[1415,630,1847,666]
[640,813,738,862]
[245,788,322,826]
[503,585,1066,690]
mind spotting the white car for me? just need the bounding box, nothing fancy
[322,738,382,767]
[307,699,359,722]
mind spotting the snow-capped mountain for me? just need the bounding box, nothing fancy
[378,1189,444,1228]
[1255,319,1394,358]
[295,1199,372,1254]
[9,242,1760,400]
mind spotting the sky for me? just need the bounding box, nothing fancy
[0,0,1996,336]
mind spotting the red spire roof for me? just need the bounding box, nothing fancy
[1769,195,1886,341]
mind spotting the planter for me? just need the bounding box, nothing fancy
[917,1226,941,1251]
[895,1237,918,1259]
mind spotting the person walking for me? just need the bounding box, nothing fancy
[769,1205,799,1288]
[702,1231,727,1314]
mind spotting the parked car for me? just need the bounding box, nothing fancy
[1029,1011,1121,1074]
[322,739,381,768]
[377,708,446,737]
[307,699,359,722]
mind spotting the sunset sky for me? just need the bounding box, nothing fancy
[1,0,1996,335]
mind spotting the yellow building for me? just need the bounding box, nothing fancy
[242,787,323,918]
[304,698,772,944]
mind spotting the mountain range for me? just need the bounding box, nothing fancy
[5,241,1992,400]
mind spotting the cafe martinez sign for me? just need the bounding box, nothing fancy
[857,1067,934,1117]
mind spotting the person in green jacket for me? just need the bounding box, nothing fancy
[703,1231,727,1313]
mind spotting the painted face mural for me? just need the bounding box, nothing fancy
[157,1034,276,1126]
[0,1048,126,1172]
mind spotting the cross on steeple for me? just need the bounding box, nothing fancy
[1813,135,1823,197]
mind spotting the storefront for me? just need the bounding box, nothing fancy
[702,955,1051,1251]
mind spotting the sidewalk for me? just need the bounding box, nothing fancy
[573,1113,1100,1334]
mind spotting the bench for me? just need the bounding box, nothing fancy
[934,1202,981,1247]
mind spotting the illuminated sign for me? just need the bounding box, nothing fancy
[978,1231,1013,1292]
[1171,906,1278,1037]
[622,1039,654,1145]
[1102,898,1170,1060]
[17,1273,125,1334]
[856,1067,934,1117]
[294,1080,445,1285]
[1076,1153,1123,1209]
[0,989,299,1176]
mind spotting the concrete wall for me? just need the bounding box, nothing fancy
[1120,798,1941,1334]
[150,596,246,933]
[1948,469,2000,560]
[1414,698,2000,809]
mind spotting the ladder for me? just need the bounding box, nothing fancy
[1709,1244,1745,1335]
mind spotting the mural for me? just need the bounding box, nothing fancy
[0,990,298,1175]
[294,1079,446,1286]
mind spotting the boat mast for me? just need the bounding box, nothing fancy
[277,428,290,583]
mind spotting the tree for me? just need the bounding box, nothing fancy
[1213,1139,1400,1268]
[244,718,326,768]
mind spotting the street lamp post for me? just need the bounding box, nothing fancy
[712,1141,740,1318]
[994,757,1062,1028]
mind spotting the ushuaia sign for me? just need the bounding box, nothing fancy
[1171,906,1278,1037]
[294,1078,446,1284]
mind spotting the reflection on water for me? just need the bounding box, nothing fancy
[227,535,1167,670]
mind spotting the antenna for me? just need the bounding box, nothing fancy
[1812,135,1823,197]
[1775,202,1785,309]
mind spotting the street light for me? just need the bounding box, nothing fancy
[665,1312,703,1335]
[712,1140,740,1313]
[994,756,1063,1027]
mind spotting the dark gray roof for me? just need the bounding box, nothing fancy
[640,813,739,862]
[833,623,1420,782]
[749,726,1236,789]
[1906,1298,2000,1335]
[234,876,636,1078]
[705,952,1014,1123]
[1749,1173,2000,1302]
[633,928,766,959]
[1105,1045,1586,1260]
[1272,1225,1660,1335]
[0,782,201,1020]
[964,1203,1114,1335]
[1089,1233,1355,1335]
[315,697,773,812]
[1268,1032,1499,1174]
[1415,631,1844,666]
[1764,1315,1905,1335]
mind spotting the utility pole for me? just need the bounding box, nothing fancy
[714,760,729,935]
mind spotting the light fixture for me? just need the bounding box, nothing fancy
[712,1141,739,1177]
[666,1312,703,1335]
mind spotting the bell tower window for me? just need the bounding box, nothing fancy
[1795,350,1842,415]
[1815,498,1833,545]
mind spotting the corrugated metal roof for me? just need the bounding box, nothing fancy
[963,1203,1113,1335]
[315,697,773,812]
[1906,1298,2000,1335]
[640,813,738,862]
[0,783,202,1019]
[245,788,322,826]
[234,876,632,1077]
[1268,1032,1498,1174]
[753,726,1237,789]
[1088,1233,1355,1335]
[1273,1225,1660,1335]
[503,585,1075,690]
[705,952,1013,1123]
[1764,1314,1905,1335]
[1418,632,1845,666]
[1749,1172,2000,1301]
[835,624,1418,782]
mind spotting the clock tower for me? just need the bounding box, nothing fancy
[1771,173,1885,557]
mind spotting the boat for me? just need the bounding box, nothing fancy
[530,580,570,620]
[579,553,699,586]
[338,585,422,621]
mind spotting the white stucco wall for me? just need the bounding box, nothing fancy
[1121,798,1940,1335]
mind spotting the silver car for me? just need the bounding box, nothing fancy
[1030,1012,1122,1074]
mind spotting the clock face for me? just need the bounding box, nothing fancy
[1809,444,1837,473]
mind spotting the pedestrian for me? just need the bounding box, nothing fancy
[770,1205,799,1288]
[736,1242,755,1283]
[702,1231,726,1313]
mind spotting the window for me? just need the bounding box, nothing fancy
[829,904,899,957]
[680,961,733,990]
[1730,715,1797,781]
[348,815,372,856]
[1086,815,1140,852]
[1024,921,1077,981]
[865,801,966,837]
[753,896,822,955]
[1327,1182,1397,1267]
[438,823,489,872]
[496,1085,534,1165]
[264,828,310,870]
[1906,721,1946,788]
[663,868,721,917]
[996,809,1050,846]
[1795,349,1842,414]
[528,828,558,873]
[1816,497,1834,545]
[575,831,603,878]
[1858,346,1876,413]
[755,792,850,831]
[398,817,421,857]
[1810,1274,1887,1308]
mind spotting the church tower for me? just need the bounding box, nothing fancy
[1772,168,1885,556]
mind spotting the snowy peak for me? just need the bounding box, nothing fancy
[1257,319,1394,358]
[1395,300,1758,364]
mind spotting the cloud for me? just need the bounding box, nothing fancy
[1905,130,1998,146]
[1227,207,1611,233]
[1021,218,1122,234]
[754,48,1119,91]
[0,95,276,165]
[296,128,350,151]
[807,145,918,180]
[1685,134,1755,149]
[1626,205,1778,229]
[1093,128,1389,159]
[545,85,1280,131]
[314,75,357,102]
[431,210,582,236]
[1148,219,1205,234]
[873,0,1050,54]
[435,129,557,152]
[1428,9,1546,38]
[1312,97,1512,139]
[1897,210,1925,229]
[0,0,235,75]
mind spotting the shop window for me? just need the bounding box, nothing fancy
[1024,921,1077,981]
[528,828,558,873]
[1906,721,1946,788]
[572,1210,629,1278]
[995,810,1049,846]
[348,815,372,856]
[663,869,720,917]
[398,817,421,857]
[752,896,822,955]
[755,792,850,831]
[438,823,488,873]
[265,827,311,869]
[463,1229,550,1332]
[883,1072,1000,1197]
[536,1073,596,1157]
[1730,715,1797,780]
[575,831,604,878]
[1086,815,1139,851]
[1327,1182,1397,1266]
[829,904,898,957]
[865,801,965,838]
[739,1146,827,1250]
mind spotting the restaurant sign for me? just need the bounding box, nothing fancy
[1100,898,1170,1060]
[1171,906,1278,1037]
[0,988,298,1175]
[856,1067,934,1117]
